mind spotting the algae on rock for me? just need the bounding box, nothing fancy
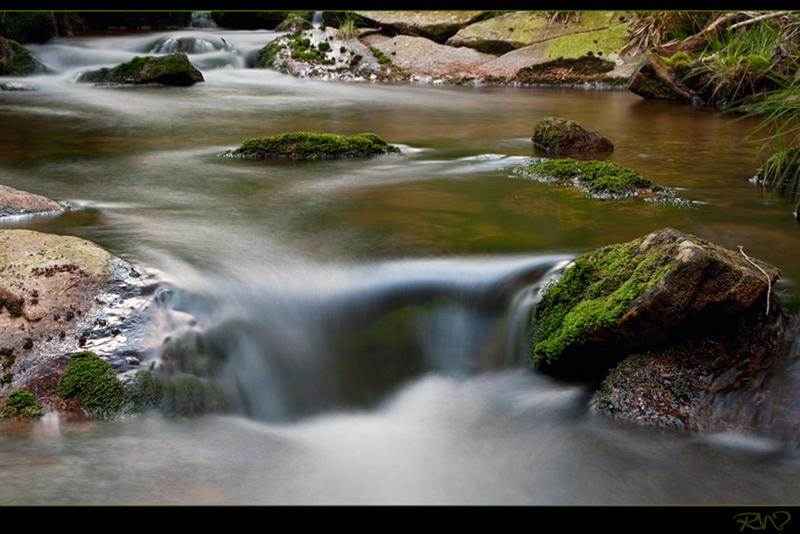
[517,158,673,200]
[227,132,400,160]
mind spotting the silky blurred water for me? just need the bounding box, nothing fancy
[2,27,800,504]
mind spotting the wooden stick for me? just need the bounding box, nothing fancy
[739,246,772,316]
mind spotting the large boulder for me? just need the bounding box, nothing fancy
[447,11,634,55]
[532,228,779,381]
[360,33,497,83]
[355,11,489,44]
[0,230,154,417]
[78,53,204,86]
[532,117,614,154]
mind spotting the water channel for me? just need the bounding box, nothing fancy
[2,28,800,504]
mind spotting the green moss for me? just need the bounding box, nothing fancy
[532,239,674,365]
[1,40,37,76]
[369,46,392,65]
[2,389,42,418]
[231,132,400,159]
[543,22,630,60]
[57,350,126,417]
[520,158,669,198]
[123,370,226,417]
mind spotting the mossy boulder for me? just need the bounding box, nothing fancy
[532,117,614,154]
[78,53,204,86]
[57,350,126,417]
[0,36,39,76]
[517,158,673,200]
[227,132,400,160]
[532,228,779,381]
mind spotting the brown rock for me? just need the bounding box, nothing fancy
[0,184,64,217]
[0,230,150,416]
[532,117,614,154]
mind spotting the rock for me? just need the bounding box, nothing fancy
[515,158,675,200]
[275,13,313,32]
[532,228,779,381]
[360,33,497,83]
[226,132,400,160]
[355,11,489,44]
[78,53,204,86]
[0,229,155,417]
[532,117,614,154]
[210,11,300,30]
[0,12,58,44]
[447,11,634,55]
[78,12,192,31]
[256,27,382,82]
[0,36,39,76]
[0,184,65,217]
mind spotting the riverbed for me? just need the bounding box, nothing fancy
[2,28,800,505]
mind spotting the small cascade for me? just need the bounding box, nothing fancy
[311,12,323,29]
[154,255,570,421]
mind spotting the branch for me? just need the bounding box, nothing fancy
[727,11,793,31]
[739,246,772,316]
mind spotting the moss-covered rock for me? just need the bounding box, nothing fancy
[532,117,614,154]
[227,132,400,160]
[78,53,204,86]
[57,350,127,417]
[0,36,39,76]
[1,389,42,418]
[532,228,779,381]
[517,158,673,200]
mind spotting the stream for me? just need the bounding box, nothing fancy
[2,27,800,505]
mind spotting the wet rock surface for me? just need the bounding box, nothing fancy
[78,53,204,86]
[532,227,799,442]
[532,117,614,154]
[533,228,779,380]
[258,11,641,87]
[0,230,158,416]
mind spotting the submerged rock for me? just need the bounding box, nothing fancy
[78,53,204,86]
[226,132,400,160]
[532,117,614,154]
[0,229,156,417]
[516,158,674,200]
[532,228,779,381]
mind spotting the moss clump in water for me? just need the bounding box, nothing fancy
[1,389,42,418]
[519,158,671,199]
[230,132,400,159]
[532,237,674,366]
[57,350,126,417]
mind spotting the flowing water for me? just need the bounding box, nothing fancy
[2,28,800,505]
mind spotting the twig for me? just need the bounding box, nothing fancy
[739,245,772,316]
[727,11,792,31]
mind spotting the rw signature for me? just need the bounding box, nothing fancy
[733,512,791,531]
